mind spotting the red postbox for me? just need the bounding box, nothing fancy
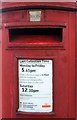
[1,2,77,119]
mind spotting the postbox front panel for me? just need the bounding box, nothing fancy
[2,6,75,119]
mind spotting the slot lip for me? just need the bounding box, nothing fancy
[6,42,65,50]
[4,22,66,50]
[4,22,67,28]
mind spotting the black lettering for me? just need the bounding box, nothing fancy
[22,68,24,72]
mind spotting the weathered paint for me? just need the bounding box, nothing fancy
[1,2,76,119]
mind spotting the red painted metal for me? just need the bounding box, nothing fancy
[1,2,77,119]
[0,9,2,120]
[1,2,77,11]
[76,2,77,120]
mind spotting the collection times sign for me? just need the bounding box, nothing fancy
[18,59,53,112]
